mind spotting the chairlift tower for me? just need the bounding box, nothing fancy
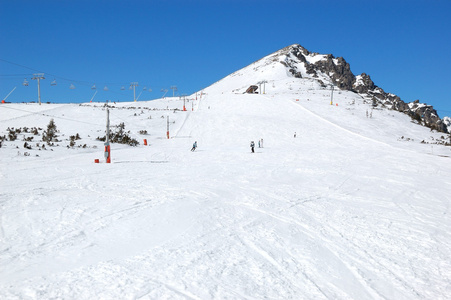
[32,73,45,105]
[256,81,262,94]
[261,80,268,94]
[330,85,334,105]
[130,82,139,102]
[170,85,177,97]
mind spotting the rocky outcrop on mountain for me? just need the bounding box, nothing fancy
[443,117,451,133]
[353,73,375,93]
[314,55,354,90]
[282,44,448,133]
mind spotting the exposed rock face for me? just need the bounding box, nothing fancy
[408,101,448,132]
[353,73,375,94]
[312,55,354,90]
[282,44,448,133]
[288,47,354,89]
[443,117,451,133]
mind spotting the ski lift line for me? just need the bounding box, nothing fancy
[0,105,103,127]
[0,58,101,86]
[0,58,153,89]
[0,58,43,73]
[2,57,163,100]
[0,74,31,76]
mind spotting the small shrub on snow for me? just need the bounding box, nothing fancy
[42,119,59,144]
[96,122,139,146]
[7,128,17,141]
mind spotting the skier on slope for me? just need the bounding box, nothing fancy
[191,141,197,151]
[250,141,255,153]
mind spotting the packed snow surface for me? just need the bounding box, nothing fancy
[1,51,451,299]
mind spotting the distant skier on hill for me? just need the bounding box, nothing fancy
[191,141,197,151]
[250,141,255,153]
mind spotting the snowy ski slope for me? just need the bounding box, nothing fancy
[1,49,451,299]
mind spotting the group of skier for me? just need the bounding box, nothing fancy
[191,134,297,153]
[250,138,263,153]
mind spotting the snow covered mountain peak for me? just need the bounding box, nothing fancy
[203,43,449,133]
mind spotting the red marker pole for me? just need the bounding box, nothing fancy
[166,116,170,139]
[105,108,111,163]
[105,143,111,163]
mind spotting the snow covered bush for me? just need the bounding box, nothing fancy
[96,122,139,146]
[68,134,81,148]
[7,128,18,141]
[42,119,59,144]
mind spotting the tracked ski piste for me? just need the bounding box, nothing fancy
[1,83,451,299]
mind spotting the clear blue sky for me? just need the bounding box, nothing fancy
[1,0,450,117]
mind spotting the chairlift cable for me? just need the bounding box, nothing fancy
[3,87,16,100]
[0,105,103,127]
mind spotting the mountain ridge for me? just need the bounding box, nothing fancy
[206,44,448,133]
[282,44,448,133]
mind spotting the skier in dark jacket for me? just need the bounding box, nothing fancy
[250,141,255,153]
[191,141,197,151]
